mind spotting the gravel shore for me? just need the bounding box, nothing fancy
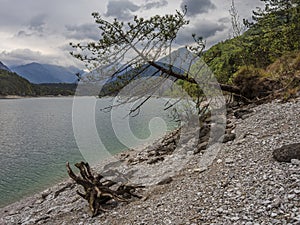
[1,98,299,225]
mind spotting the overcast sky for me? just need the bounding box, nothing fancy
[0,0,262,68]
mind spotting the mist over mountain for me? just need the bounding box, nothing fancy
[11,63,83,84]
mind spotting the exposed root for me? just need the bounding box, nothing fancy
[66,161,144,217]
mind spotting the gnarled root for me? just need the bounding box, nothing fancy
[66,161,144,217]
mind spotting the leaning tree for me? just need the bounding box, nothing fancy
[68,8,235,216]
[70,7,241,116]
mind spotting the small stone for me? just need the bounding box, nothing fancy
[194,142,209,154]
[262,200,272,205]
[225,158,234,164]
[223,133,236,143]
[217,207,224,213]
[193,167,207,173]
[35,199,44,204]
[271,212,277,217]
[147,157,164,164]
[294,189,300,194]
[287,194,296,200]
[271,198,282,208]
[231,216,239,221]
[256,209,264,214]
[157,177,173,185]
[217,159,222,163]
[291,159,300,165]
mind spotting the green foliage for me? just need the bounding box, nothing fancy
[229,51,300,100]
[0,70,34,96]
[0,69,76,97]
[175,79,203,98]
[33,83,77,96]
[266,50,300,95]
[202,38,245,83]
[245,0,300,66]
[202,0,300,85]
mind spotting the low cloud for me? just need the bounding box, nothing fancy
[65,23,99,40]
[181,0,216,17]
[0,49,43,66]
[105,0,140,20]
[0,49,64,66]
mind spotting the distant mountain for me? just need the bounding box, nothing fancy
[99,47,196,96]
[11,63,83,84]
[0,61,11,72]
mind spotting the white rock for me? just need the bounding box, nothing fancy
[294,189,300,194]
[225,158,234,164]
[271,212,277,217]
[291,159,300,165]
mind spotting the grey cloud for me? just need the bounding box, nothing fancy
[0,48,80,67]
[15,30,44,38]
[0,49,44,66]
[65,23,100,40]
[14,14,48,38]
[181,0,216,17]
[218,17,231,23]
[16,30,32,37]
[105,0,140,20]
[15,29,44,38]
[176,20,227,45]
[28,14,47,32]
[143,0,168,10]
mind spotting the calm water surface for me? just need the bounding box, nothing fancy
[0,97,176,207]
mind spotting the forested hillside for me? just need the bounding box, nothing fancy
[201,0,300,99]
[0,69,77,97]
[0,69,34,96]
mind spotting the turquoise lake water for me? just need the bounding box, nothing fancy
[0,97,177,207]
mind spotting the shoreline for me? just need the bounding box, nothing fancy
[1,98,299,224]
[0,95,25,99]
[0,95,75,99]
[0,129,173,209]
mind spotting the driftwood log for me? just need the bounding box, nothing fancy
[66,161,144,217]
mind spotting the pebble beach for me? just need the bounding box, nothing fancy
[1,98,299,225]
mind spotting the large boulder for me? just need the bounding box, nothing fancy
[273,143,300,162]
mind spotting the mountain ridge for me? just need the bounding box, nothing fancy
[0,61,11,72]
[11,62,83,84]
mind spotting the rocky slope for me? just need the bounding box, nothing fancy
[0,98,299,225]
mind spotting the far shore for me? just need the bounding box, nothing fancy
[0,95,75,99]
[0,95,24,99]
